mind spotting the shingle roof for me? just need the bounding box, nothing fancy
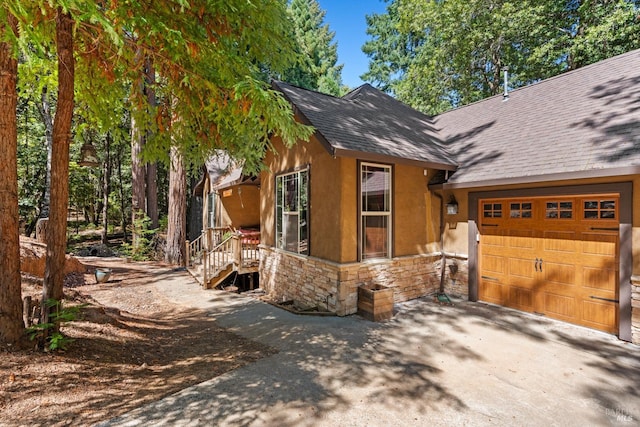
[273,81,457,170]
[204,151,258,191]
[434,48,640,188]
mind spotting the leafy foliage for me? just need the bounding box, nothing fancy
[283,0,346,95]
[27,299,85,351]
[364,0,640,114]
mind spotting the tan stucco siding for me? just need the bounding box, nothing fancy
[261,135,345,263]
[219,185,260,229]
[393,165,433,256]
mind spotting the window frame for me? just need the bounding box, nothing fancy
[275,166,310,255]
[358,161,393,261]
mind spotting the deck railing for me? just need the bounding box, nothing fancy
[199,230,261,286]
[186,227,232,267]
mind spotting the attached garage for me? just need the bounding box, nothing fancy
[468,184,632,341]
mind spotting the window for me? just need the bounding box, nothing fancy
[360,163,391,260]
[483,203,502,218]
[276,169,309,255]
[510,202,532,219]
[584,199,616,220]
[546,201,573,219]
[207,192,217,228]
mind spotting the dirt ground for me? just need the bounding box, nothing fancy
[0,258,276,427]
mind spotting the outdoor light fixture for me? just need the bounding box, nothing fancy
[446,195,458,215]
[78,143,99,167]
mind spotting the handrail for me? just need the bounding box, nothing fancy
[200,231,261,286]
[203,235,235,285]
[186,233,205,267]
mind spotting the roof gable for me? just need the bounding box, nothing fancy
[273,81,457,170]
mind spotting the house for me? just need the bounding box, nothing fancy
[189,152,260,288]
[256,49,640,345]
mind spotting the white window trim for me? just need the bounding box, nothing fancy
[359,162,392,261]
[275,167,309,255]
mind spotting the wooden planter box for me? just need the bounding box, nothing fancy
[358,284,394,322]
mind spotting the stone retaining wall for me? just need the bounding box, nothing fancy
[631,276,640,344]
[259,247,467,316]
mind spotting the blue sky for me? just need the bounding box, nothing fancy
[318,0,388,89]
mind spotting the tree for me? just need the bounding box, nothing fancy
[361,0,423,95]
[41,7,75,327]
[165,145,186,265]
[364,0,640,114]
[0,9,25,345]
[284,0,346,95]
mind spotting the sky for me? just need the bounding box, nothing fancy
[318,0,388,89]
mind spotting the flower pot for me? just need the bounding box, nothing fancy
[358,283,394,321]
[95,268,112,283]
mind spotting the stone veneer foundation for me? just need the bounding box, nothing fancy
[259,247,467,316]
[631,276,640,344]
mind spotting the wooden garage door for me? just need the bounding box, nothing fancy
[479,194,619,333]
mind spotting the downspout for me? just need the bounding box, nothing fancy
[433,188,452,304]
[433,191,446,293]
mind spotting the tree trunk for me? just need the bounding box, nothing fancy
[165,146,186,266]
[117,141,128,243]
[37,86,53,220]
[131,114,147,247]
[42,8,74,326]
[0,11,25,345]
[101,133,112,244]
[144,57,159,229]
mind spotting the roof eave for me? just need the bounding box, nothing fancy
[333,147,458,171]
[429,165,640,190]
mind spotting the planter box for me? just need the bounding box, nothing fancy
[358,284,394,321]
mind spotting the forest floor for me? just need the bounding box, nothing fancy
[0,257,276,427]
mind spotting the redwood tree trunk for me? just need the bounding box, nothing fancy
[165,146,186,266]
[144,57,158,229]
[0,12,25,345]
[101,133,112,244]
[37,86,53,219]
[42,9,74,323]
[131,113,147,247]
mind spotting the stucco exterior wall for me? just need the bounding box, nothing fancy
[218,184,260,229]
[261,136,346,263]
[394,166,433,256]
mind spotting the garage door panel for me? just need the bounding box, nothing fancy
[582,267,616,292]
[543,231,578,253]
[508,286,534,310]
[582,300,617,332]
[544,293,577,319]
[543,261,575,286]
[581,233,617,257]
[509,257,536,280]
[482,254,506,275]
[480,280,504,305]
[483,234,505,247]
[509,231,536,249]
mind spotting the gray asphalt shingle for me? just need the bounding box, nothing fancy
[435,49,640,187]
[274,81,458,170]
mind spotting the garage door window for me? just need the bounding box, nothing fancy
[584,199,616,220]
[510,202,532,218]
[546,201,573,219]
[483,203,502,218]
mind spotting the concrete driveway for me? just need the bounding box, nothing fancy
[100,269,639,426]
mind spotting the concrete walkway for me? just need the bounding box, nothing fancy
[100,267,640,427]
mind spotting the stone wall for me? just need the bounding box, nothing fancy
[631,276,640,344]
[440,254,469,298]
[260,247,455,316]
